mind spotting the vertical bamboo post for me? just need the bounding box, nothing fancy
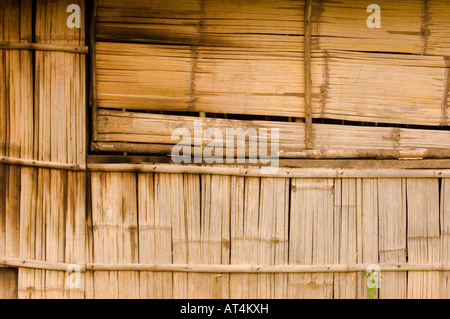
[304,0,313,149]
[90,0,98,142]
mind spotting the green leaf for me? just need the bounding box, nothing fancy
[367,287,376,299]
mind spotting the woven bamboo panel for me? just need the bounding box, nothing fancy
[97,0,305,49]
[0,0,87,299]
[96,42,306,117]
[85,172,450,299]
[312,0,450,56]
[312,50,449,126]
[95,109,450,155]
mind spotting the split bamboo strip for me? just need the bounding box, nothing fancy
[170,174,188,298]
[153,174,175,298]
[378,178,407,299]
[229,176,245,298]
[407,179,441,298]
[356,179,379,299]
[0,42,88,53]
[333,179,359,299]
[137,173,157,299]
[257,178,289,298]
[185,174,203,298]
[441,179,450,298]
[91,172,139,299]
[288,179,334,299]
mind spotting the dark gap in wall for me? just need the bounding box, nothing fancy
[439,178,442,237]
[404,178,409,263]
[135,173,140,265]
[287,178,292,265]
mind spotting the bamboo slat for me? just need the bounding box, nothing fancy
[154,174,175,298]
[441,179,450,298]
[356,179,379,299]
[378,178,407,299]
[170,174,188,298]
[333,179,359,299]
[137,173,155,299]
[288,179,334,299]
[407,178,441,298]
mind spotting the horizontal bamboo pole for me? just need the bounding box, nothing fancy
[2,156,450,177]
[87,163,450,178]
[280,148,450,159]
[0,156,86,171]
[0,257,86,272]
[0,42,89,53]
[92,142,450,160]
[1,257,449,273]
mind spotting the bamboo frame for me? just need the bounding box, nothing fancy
[0,42,89,53]
[1,257,449,273]
[87,163,450,178]
[1,154,449,175]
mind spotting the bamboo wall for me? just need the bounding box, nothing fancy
[83,172,450,299]
[0,0,86,298]
[0,0,450,299]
